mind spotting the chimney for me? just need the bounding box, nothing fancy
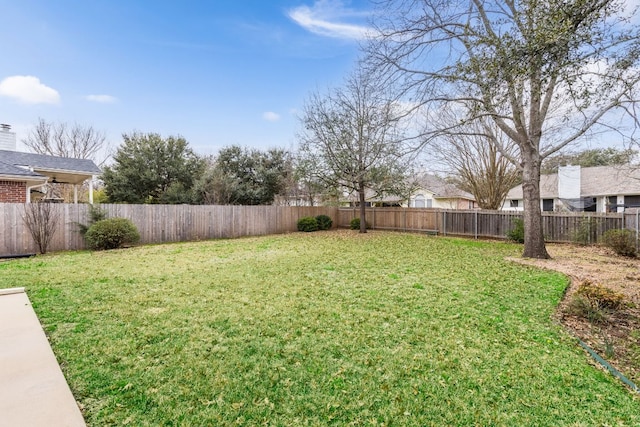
[558,165,581,200]
[0,123,16,151]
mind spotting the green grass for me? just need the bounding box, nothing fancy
[1,231,638,426]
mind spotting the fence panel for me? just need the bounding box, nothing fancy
[405,209,440,232]
[2,204,634,257]
[475,211,520,239]
[0,204,339,256]
[337,207,627,242]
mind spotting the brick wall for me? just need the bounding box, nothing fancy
[0,181,26,203]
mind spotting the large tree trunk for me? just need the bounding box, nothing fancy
[521,152,550,259]
[358,182,367,234]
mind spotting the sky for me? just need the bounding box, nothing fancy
[2,0,639,163]
[0,0,373,156]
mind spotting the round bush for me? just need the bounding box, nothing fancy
[85,218,141,250]
[506,218,524,243]
[315,214,333,231]
[349,218,370,230]
[297,216,319,232]
[602,229,637,257]
[575,280,627,310]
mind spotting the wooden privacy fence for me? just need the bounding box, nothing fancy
[337,207,629,243]
[0,204,338,256]
[2,203,636,256]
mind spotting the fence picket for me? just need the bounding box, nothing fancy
[0,204,339,256]
[1,204,635,257]
[337,208,627,244]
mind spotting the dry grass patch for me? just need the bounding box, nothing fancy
[510,243,640,389]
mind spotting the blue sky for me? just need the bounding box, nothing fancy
[0,0,372,156]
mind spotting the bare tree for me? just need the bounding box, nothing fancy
[299,68,412,232]
[292,154,328,206]
[434,116,520,210]
[22,118,110,202]
[22,202,60,254]
[368,0,640,258]
[22,118,109,164]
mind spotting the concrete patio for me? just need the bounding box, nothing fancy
[0,287,86,426]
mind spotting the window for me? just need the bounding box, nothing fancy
[426,199,433,208]
[607,196,618,213]
[625,195,640,208]
[542,199,554,212]
[510,200,520,208]
[414,194,425,208]
[584,197,597,212]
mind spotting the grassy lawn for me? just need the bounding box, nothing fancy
[1,231,638,426]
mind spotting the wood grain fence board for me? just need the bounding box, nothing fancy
[336,208,627,242]
[1,204,632,256]
[0,204,340,256]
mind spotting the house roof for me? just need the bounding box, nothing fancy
[506,165,640,200]
[0,160,47,178]
[341,174,475,204]
[416,174,476,200]
[0,150,101,185]
[344,189,405,203]
[0,150,101,175]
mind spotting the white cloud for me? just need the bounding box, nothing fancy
[0,75,60,104]
[288,0,372,40]
[85,94,117,103]
[263,111,281,122]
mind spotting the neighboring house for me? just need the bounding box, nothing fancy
[0,125,101,203]
[407,174,477,210]
[503,165,640,213]
[342,188,405,207]
[342,174,477,210]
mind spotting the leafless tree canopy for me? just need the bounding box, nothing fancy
[435,116,521,210]
[299,69,413,232]
[367,0,640,258]
[21,118,110,202]
[22,118,109,165]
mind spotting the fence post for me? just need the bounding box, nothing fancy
[474,210,478,239]
[372,206,376,230]
[622,209,640,250]
[443,211,447,236]
[404,208,407,232]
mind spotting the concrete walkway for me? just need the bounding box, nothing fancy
[0,287,86,427]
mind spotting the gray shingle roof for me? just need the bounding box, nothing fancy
[0,150,101,174]
[506,165,640,199]
[417,174,475,200]
[0,160,47,178]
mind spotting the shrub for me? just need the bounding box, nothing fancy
[602,229,637,257]
[568,280,628,324]
[575,280,627,310]
[77,204,108,236]
[297,216,318,232]
[85,218,140,250]
[350,218,370,230]
[506,218,524,243]
[22,202,59,254]
[567,295,608,324]
[315,214,333,231]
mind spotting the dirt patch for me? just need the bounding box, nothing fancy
[510,244,640,389]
